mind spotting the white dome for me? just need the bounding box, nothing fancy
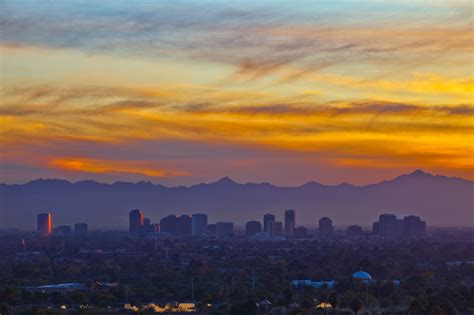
[352,271,372,280]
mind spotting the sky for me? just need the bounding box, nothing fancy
[0,0,473,186]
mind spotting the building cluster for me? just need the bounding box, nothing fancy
[372,214,426,239]
[36,210,426,240]
[36,212,88,237]
[129,210,234,238]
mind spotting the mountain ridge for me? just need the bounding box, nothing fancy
[3,169,472,189]
[0,169,472,229]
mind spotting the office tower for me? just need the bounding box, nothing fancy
[129,209,144,236]
[269,221,283,237]
[216,222,234,237]
[160,215,178,234]
[144,218,151,226]
[372,221,380,234]
[396,219,404,237]
[177,215,192,235]
[192,213,208,236]
[403,215,426,238]
[263,213,275,233]
[56,225,72,237]
[245,221,262,236]
[294,226,308,238]
[37,213,52,237]
[207,224,216,236]
[378,214,398,238]
[347,225,362,236]
[319,217,333,238]
[284,209,296,236]
[138,223,158,238]
[74,223,88,235]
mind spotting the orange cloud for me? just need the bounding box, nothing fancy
[2,83,473,178]
[48,157,190,178]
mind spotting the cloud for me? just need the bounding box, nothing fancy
[1,1,472,182]
[1,1,472,81]
[48,157,190,178]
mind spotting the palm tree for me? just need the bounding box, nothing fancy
[350,297,363,314]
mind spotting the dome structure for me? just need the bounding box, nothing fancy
[352,271,373,280]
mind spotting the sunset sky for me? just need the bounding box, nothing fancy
[1,0,473,186]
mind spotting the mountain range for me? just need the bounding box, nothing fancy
[0,170,472,229]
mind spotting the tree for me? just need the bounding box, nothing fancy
[329,292,338,310]
[283,287,293,306]
[0,303,11,315]
[440,301,457,315]
[230,300,257,315]
[408,299,424,314]
[350,297,363,314]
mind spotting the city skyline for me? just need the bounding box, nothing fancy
[1,169,472,229]
[0,1,472,313]
[1,1,473,186]
[35,208,427,239]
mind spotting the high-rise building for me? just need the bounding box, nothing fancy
[192,213,208,236]
[216,222,233,237]
[143,218,151,226]
[245,221,262,236]
[177,215,192,235]
[319,217,333,238]
[129,209,144,236]
[263,213,275,233]
[378,214,398,238]
[138,223,158,238]
[347,225,362,236]
[269,221,283,237]
[37,213,52,237]
[284,209,296,236]
[207,224,216,236]
[403,215,426,238]
[372,221,380,234]
[396,219,404,236]
[294,226,308,238]
[74,223,88,236]
[55,225,72,237]
[160,215,178,234]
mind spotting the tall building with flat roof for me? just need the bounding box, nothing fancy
[216,222,233,237]
[403,215,426,238]
[246,221,262,236]
[37,213,52,237]
[379,213,398,239]
[269,221,283,237]
[129,209,144,236]
[319,217,333,238]
[284,209,296,236]
[263,213,275,233]
[160,215,178,234]
[74,223,88,236]
[347,225,362,236]
[177,215,192,235]
[192,213,208,236]
[55,225,72,237]
[294,226,308,238]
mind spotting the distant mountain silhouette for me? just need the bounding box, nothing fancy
[0,170,472,229]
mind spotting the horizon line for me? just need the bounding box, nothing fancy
[1,169,471,188]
